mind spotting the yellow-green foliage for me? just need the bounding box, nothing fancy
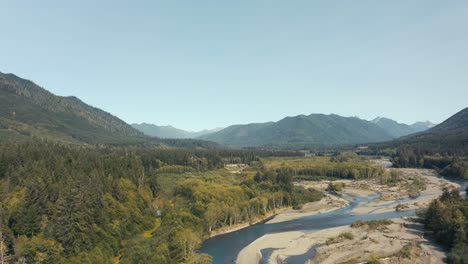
[424,188,468,264]
[0,142,320,264]
[327,182,346,192]
[2,187,27,216]
[155,169,240,199]
[325,232,354,245]
[177,179,245,204]
[16,235,63,264]
[262,156,384,180]
[366,256,382,264]
[143,219,161,238]
[351,219,393,230]
[340,232,354,240]
[156,165,195,174]
[399,243,420,259]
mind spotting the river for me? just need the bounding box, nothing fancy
[200,177,468,264]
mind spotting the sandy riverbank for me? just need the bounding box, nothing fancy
[266,193,348,224]
[308,217,445,264]
[208,207,291,238]
[239,218,445,264]
[297,168,459,216]
[236,168,456,264]
[348,169,459,215]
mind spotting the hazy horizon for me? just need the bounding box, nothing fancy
[2,1,467,131]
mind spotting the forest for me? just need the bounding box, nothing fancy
[423,187,468,263]
[0,142,317,263]
[262,154,385,181]
[389,147,468,179]
[0,140,454,263]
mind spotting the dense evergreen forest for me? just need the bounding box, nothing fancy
[389,148,468,179]
[423,187,468,263]
[0,142,317,263]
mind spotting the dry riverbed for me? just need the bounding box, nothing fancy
[236,168,458,264]
[299,168,459,216]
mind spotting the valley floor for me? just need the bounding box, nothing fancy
[236,168,458,264]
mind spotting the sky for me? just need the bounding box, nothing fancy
[1,1,467,131]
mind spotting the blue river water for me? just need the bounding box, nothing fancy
[199,193,415,264]
[199,178,468,264]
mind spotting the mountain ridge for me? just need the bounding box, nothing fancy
[0,71,443,149]
[199,113,395,148]
[376,107,468,154]
[131,123,222,139]
[0,71,219,149]
[371,117,435,138]
[0,72,146,144]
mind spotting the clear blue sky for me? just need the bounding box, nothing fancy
[1,1,467,131]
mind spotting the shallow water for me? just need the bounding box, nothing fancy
[199,193,415,264]
[284,244,320,264]
[259,248,279,264]
[199,177,468,264]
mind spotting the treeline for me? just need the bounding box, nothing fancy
[423,187,468,263]
[105,146,303,172]
[263,156,385,180]
[390,148,468,179]
[275,165,384,180]
[0,142,315,263]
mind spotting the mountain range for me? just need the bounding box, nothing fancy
[133,117,434,144]
[2,71,461,150]
[197,114,435,148]
[131,123,222,139]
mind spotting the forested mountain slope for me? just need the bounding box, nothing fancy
[0,72,219,148]
[0,72,144,144]
[370,107,468,179]
[381,107,468,154]
[200,114,394,148]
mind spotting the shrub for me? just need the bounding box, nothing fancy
[326,182,345,192]
[340,232,354,240]
[395,203,409,212]
[351,219,393,230]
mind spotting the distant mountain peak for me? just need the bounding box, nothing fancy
[370,116,434,138]
[371,116,384,121]
[131,123,223,139]
[412,120,436,127]
[372,117,402,124]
